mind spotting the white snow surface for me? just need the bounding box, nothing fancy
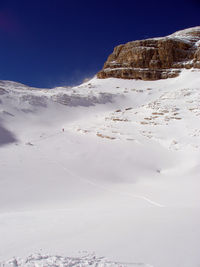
[0,69,200,267]
[170,26,200,37]
[0,252,153,267]
[129,26,200,46]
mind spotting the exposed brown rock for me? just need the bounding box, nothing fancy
[97,27,200,80]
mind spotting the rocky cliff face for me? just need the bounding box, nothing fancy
[97,27,200,80]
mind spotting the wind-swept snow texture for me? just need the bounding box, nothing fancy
[0,69,200,267]
[0,252,153,267]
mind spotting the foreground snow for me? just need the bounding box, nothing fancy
[0,69,200,267]
[1,252,153,267]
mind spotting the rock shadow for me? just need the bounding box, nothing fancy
[53,92,116,107]
[0,122,17,147]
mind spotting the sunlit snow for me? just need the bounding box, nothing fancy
[0,69,200,267]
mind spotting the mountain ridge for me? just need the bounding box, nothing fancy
[97,26,200,80]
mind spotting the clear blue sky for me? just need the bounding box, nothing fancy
[0,0,199,88]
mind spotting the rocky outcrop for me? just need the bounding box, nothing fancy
[97,27,200,80]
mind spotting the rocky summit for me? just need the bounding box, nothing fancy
[97,26,200,80]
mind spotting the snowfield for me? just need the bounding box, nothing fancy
[0,69,200,267]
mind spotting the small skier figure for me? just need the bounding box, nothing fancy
[62,128,64,132]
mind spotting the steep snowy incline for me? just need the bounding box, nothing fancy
[0,69,200,267]
[67,69,200,150]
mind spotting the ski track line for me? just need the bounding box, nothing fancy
[32,131,165,208]
[28,131,62,143]
[48,154,165,208]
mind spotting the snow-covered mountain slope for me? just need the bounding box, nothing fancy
[0,69,200,267]
[169,26,200,44]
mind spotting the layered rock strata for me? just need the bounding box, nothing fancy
[97,27,200,80]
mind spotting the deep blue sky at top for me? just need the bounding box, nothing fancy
[0,0,199,88]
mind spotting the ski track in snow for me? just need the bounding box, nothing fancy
[33,133,164,208]
[61,164,165,208]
